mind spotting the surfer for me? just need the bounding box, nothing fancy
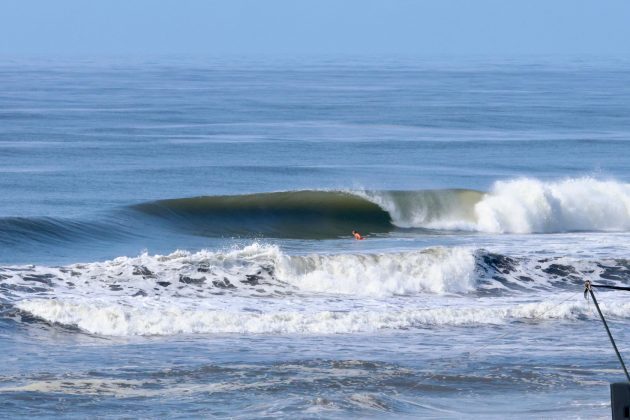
[352,230,364,240]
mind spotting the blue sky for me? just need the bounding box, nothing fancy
[1,0,629,55]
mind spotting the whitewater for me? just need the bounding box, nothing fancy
[5,241,630,336]
[0,245,624,337]
[2,56,630,418]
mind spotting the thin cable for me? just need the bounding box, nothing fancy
[585,280,630,383]
[590,284,630,292]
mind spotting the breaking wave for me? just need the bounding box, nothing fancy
[133,177,630,237]
[0,244,478,300]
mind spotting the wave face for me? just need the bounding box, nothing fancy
[357,189,483,230]
[3,244,630,336]
[132,191,393,239]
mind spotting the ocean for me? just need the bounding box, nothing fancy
[1,55,629,418]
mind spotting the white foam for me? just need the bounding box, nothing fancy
[17,295,626,336]
[475,177,630,233]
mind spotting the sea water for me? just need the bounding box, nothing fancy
[1,56,630,418]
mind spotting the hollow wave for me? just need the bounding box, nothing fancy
[3,178,628,247]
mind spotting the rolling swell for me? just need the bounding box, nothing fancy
[0,216,129,246]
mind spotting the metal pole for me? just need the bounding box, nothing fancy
[586,282,630,383]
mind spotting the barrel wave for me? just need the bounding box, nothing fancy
[2,178,630,250]
[132,177,630,237]
[132,189,484,238]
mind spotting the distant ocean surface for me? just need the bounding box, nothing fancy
[1,56,630,418]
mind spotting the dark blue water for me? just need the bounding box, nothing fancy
[1,56,630,418]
